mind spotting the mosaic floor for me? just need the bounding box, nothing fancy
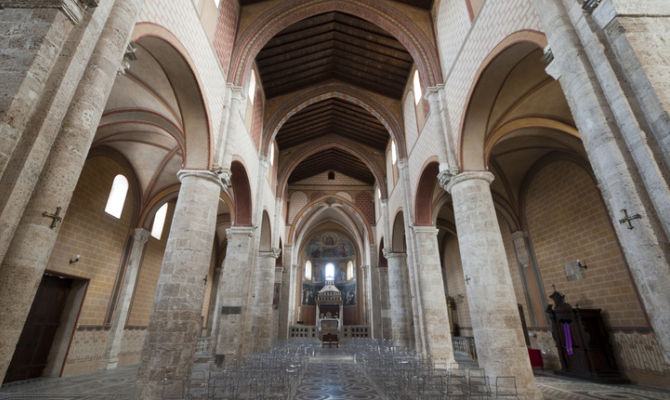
[1,360,670,399]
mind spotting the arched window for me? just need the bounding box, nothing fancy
[269,142,275,166]
[105,175,128,218]
[304,260,312,280]
[391,140,397,165]
[248,70,257,104]
[325,263,335,281]
[347,261,354,280]
[413,70,422,105]
[151,203,168,240]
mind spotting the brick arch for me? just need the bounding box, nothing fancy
[131,23,213,169]
[262,83,405,159]
[458,30,547,171]
[277,136,388,199]
[231,160,252,226]
[414,161,440,226]
[230,0,442,96]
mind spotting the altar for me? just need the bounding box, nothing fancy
[316,282,343,347]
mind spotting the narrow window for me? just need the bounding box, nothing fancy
[413,70,422,105]
[105,175,128,218]
[304,260,312,280]
[391,140,397,165]
[328,171,335,180]
[347,261,354,280]
[151,203,168,240]
[269,142,275,166]
[248,71,257,104]
[376,188,381,199]
[325,263,335,281]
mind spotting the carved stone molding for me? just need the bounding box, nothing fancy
[225,226,255,240]
[132,228,150,245]
[178,168,230,190]
[444,171,495,193]
[0,0,97,24]
[382,249,406,259]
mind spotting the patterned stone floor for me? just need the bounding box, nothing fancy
[1,360,670,399]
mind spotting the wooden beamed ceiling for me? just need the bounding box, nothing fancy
[240,0,434,10]
[256,12,413,99]
[276,98,388,150]
[288,148,375,184]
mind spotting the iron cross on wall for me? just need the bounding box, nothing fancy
[618,209,641,230]
[42,207,63,229]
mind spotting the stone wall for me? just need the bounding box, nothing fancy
[48,156,136,325]
[525,160,647,328]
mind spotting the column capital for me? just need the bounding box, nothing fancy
[444,171,495,193]
[382,249,406,259]
[0,0,97,24]
[225,226,255,240]
[226,83,246,102]
[259,247,281,258]
[437,169,459,191]
[133,228,150,245]
[425,84,446,104]
[178,168,230,190]
[511,231,528,240]
[412,226,439,236]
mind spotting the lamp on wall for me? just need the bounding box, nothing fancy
[69,254,80,264]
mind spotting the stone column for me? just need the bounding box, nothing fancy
[535,0,670,364]
[511,231,547,327]
[360,264,369,327]
[413,226,456,368]
[379,266,393,340]
[102,228,150,369]
[251,248,280,352]
[0,0,143,383]
[214,226,255,363]
[446,172,541,400]
[383,250,411,348]
[137,170,222,399]
[271,265,283,341]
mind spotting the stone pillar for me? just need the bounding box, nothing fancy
[214,226,255,363]
[137,170,222,399]
[271,265,283,341]
[251,248,280,352]
[378,266,393,340]
[511,231,547,327]
[102,228,150,369]
[360,264,369,326]
[0,0,143,383]
[413,226,456,368]
[535,0,670,364]
[446,172,541,400]
[383,250,411,348]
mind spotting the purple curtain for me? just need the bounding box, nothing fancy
[562,322,574,356]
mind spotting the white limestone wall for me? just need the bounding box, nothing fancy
[434,0,473,77]
[441,0,542,145]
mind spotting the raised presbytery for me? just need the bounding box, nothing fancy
[0,0,668,399]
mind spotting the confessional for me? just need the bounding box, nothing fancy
[546,289,627,383]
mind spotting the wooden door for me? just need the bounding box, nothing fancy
[4,274,72,383]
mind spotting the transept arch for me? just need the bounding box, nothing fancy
[277,137,387,200]
[230,0,442,96]
[262,83,405,161]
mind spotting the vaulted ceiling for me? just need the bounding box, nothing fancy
[240,0,434,10]
[256,12,413,99]
[276,98,388,150]
[288,148,374,184]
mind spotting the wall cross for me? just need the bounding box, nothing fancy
[618,209,641,230]
[42,207,63,229]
